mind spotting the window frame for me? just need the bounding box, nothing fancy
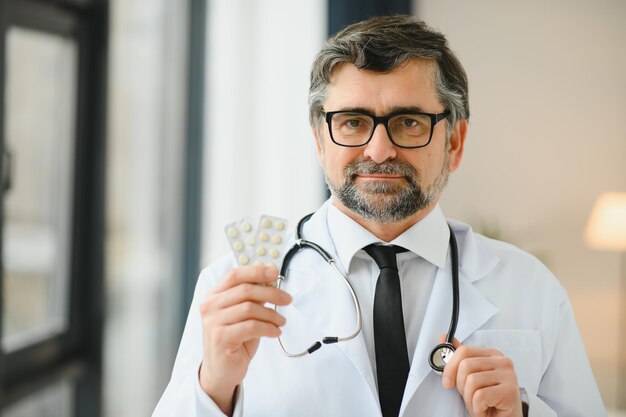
[0,0,107,413]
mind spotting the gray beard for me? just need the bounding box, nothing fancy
[326,157,449,224]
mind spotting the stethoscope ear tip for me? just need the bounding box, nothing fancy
[429,342,456,374]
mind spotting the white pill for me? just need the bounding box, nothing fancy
[241,222,252,232]
[259,233,269,242]
[247,235,256,245]
[253,260,263,266]
[261,218,272,229]
[272,235,282,244]
[239,255,249,265]
[274,221,285,231]
[227,227,239,238]
[233,240,244,251]
[270,249,279,259]
[257,247,267,256]
[266,262,276,269]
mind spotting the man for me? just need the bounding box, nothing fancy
[153,15,605,417]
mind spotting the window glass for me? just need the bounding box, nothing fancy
[1,27,77,352]
[2,379,73,417]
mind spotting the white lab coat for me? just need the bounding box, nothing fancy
[153,201,606,417]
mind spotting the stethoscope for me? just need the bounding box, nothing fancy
[274,212,460,374]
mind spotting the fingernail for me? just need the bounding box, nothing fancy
[442,376,451,388]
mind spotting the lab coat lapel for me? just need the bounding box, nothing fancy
[286,203,379,403]
[401,222,500,415]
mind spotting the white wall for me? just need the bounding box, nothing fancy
[416,0,626,408]
[105,1,187,416]
[201,0,327,265]
[104,1,326,415]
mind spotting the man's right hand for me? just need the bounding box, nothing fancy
[198,265,291,415]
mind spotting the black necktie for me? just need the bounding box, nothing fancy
[364,244,409,417]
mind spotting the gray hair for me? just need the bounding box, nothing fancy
[309,15,469,139]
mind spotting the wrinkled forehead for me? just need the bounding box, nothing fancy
[324,58,442,112]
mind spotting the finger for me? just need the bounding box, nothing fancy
[217,301,287,328]
[214,265,279,292]
[456,356,504,393]
[461,369,499,415]
[442,345,502,389]
[212,320,282,349]
[469,379,521,416]
[208,283,292,311]
[436,334,462,350]
[451,337,462,349]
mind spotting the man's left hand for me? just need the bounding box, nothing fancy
[440,336,523,417]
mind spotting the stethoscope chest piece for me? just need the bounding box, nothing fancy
[429,342,455,375]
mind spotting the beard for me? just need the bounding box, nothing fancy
[325,156,449,224]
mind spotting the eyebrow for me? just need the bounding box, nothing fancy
[333,105,430,115]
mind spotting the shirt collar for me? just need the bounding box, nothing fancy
[327,202,450,273]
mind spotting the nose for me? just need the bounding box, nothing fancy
[363,123,397,163]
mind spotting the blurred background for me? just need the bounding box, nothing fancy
[0,0,624,416]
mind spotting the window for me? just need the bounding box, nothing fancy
[0,0,107,415]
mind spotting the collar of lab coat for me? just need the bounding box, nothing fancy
[285,200,500,413]
[326,201,449,274]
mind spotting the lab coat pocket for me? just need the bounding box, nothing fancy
[463,329,542,394]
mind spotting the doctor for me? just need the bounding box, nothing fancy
[153,15,606,417]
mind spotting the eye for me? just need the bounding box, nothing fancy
[331,113,372,131]
[391,114,430,135]
[397,116,424,128]
[346,119,363,128]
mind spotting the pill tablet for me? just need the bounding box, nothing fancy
[225,215,289,268]
[224,217,257,266]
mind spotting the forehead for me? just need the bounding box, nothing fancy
[325,59,442,112]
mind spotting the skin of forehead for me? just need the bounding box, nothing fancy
[325,58,443,114]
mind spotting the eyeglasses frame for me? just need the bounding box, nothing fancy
[323,109,450,149]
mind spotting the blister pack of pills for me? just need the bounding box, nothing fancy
[224,215,288,270]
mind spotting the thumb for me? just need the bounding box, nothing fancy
[438,334,462,348]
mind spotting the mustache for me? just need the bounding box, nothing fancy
[344,158,418,179]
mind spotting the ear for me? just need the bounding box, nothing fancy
[448,119,467,173]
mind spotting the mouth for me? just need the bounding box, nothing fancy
[357,174,405,180]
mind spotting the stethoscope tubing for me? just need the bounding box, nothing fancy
[275,212,460,374]
[446,225,460,345]
[428,225,460,373]
[276,213,363,357]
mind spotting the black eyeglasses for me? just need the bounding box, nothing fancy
[324,110,450,149]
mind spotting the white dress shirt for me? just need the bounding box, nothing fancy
[326,203,450,379]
